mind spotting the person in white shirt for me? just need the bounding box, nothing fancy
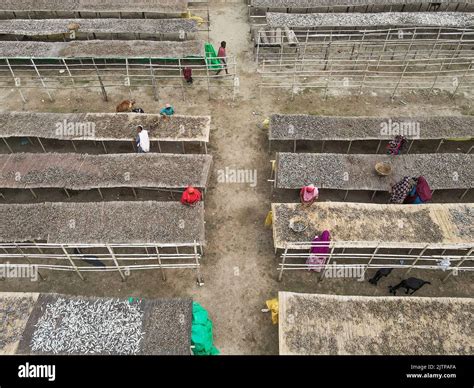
[136,125,150,153]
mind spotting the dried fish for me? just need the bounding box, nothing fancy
[0,296,36,352]
[0,201,205,246]
[269,115,474,141]
[0,112,210,142]
[0,40,203,60]
[0,19,198,37]
[266,12,474,29]
[30,297,145,355]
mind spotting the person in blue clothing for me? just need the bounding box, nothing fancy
[160,103,175,119]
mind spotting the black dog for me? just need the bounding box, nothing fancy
[368,268,393,285]
[388,277,431,295]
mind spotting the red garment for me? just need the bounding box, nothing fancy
[183,67,192,81]
[217,47,226,58]
[405,176,432,204]
[181,187,202,205]
[416,176,432,202]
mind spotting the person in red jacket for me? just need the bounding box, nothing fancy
[181,186,202,206]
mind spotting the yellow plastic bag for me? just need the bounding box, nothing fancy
[181,11,205,25]
[262,118,270,129]
[264,211,273,228]
[266,298,279,324]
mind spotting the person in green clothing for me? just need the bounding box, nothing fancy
[160,103,174,120]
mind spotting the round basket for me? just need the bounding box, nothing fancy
[375,162,392,176]
[289,219,307,233]
[67,22,81,31]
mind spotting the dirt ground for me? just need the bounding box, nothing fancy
[0,3,473,355]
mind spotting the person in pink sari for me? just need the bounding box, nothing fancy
[299,184,319,206]
[306,230,331,272]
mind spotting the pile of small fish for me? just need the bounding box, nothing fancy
[277,153,346,188]
[30,298,145,355]
[449,206,473,238]
[266,12,474,29]
[270,115,474,141]
[0,296,36,352]
[0,18,199,36]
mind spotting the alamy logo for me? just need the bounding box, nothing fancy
[217,167,257,188]
[0,263,38,282]
[322,261,365,281]
[55,120,96,138]
[18,363,55,382]
[380,119,420,138]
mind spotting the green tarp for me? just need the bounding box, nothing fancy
[191,302,220,355]
[205,42,222,71]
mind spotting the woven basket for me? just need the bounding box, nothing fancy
[375,162,392,176]
[67,23,80,31]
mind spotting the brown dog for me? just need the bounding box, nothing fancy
[116,99,135,113]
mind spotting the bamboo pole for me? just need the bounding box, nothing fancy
[149,59,159,102]
[15,243,46,281]
[62,59,75,86]
[428,59,445,97]
[206,56,211,100]
[125,58,132,98]
[434,139,444,153]
[278,245,288,282]
[2,138,13,153]
[31,59,53,101]
[6,58,26,103]
[361,243,380,277]
[61,245,85,281]
[178,58,185,101]
[319,245,335,281]
[406,245,429,275]
[155,246,166,281]
[194,241,203,285]
[92,58,108,102]
[391,61,409,98]
[452,60,472,97]
[106,245,126,281]
[37,137,47,153]
[443,247,473,282]
[459,188,469,200]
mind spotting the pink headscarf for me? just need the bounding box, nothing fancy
[303,185,319,202]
